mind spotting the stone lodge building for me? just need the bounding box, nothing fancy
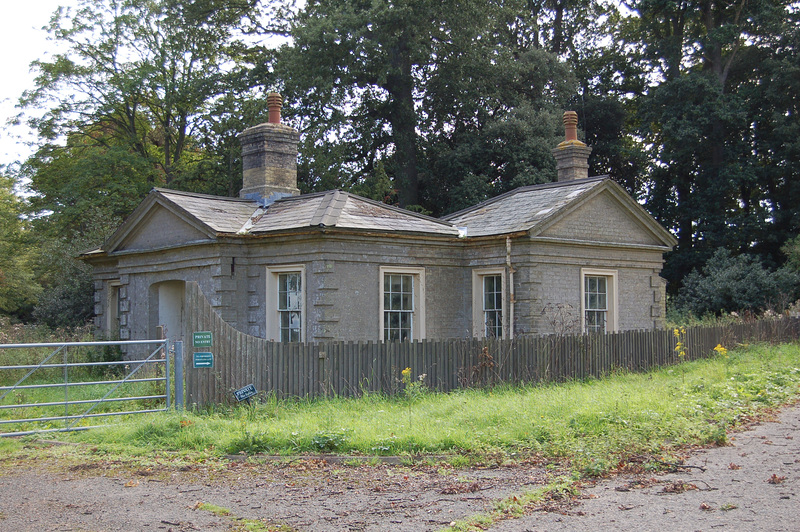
[83,95,677,345]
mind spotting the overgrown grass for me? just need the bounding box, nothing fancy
[3,343,799,474]
[1,326,166,433]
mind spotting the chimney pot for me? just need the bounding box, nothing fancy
[267,92,282,124]
[563,111,578,142]
[552,110,592,182]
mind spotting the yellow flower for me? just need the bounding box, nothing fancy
[714,344,728,357]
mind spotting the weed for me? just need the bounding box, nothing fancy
[310,431,347,453]
[448,454,471,468]
[195,502,231,516]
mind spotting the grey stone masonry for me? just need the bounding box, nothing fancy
[552,143,592,182]
[239,122,301,200]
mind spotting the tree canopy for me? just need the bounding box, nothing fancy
[5,0,800,325]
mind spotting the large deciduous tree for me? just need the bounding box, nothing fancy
[623,0,800,292]
[0,172,40,319]
[15,0,273,326]
[278,0,578,213]
[20,0,265,191]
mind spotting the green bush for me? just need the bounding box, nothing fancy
[675,249,799,316]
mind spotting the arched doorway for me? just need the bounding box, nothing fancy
[150,281,186,343]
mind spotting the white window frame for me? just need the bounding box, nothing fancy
[580,268,618,333]
[472,268,506,338]
[379,266,425,341]
[266,265,306,342]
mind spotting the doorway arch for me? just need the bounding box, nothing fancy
[150,280,186,342]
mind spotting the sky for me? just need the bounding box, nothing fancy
[0,1,74,171]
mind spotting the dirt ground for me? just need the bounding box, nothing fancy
[0,404,797,532]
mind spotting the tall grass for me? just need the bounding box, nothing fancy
[43,342,800,474]
[1,326,162,433]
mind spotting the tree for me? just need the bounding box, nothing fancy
[0,172,40,319]
[278,0,577,213]
[20,0,264,189]
[621,0,800,292]
[15,0,277,326]
[675,248,799,316]
[20,129,156,237]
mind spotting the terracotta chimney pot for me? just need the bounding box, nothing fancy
[563,111,578,142]
[552,110,592,182]
[267,92,282,124]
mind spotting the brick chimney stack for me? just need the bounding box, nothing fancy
[551,111,592,182]
[239,93,300,201]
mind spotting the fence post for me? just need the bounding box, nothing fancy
[174,341,184,410]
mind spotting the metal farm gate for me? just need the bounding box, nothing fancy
[0,339,184,437]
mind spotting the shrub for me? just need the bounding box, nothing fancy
[675,249,799,316]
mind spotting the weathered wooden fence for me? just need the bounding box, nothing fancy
[184,282,800,405]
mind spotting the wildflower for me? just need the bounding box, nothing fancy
[714,344,728,358]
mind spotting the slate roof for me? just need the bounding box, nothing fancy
[155,189,260,233]
[443,177,605,237]
[248,190,459,236]
[96,176,674,255]
[156,188,460,237]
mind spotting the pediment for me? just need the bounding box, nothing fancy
[534,185,676,248]
[114,204,212,252]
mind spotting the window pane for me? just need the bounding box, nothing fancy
[277,272,302,341]
[391,275,402,293]
[399,312,410,332]
[279,291,287,310]
[584,275,610,333]
[597,277,606,293]
[384,272,416,341]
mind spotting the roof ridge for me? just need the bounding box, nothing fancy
[236,206,268,235]
[154,187,257,203]
[310,190,347,226]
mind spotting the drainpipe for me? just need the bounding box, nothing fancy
[506,236,515,339]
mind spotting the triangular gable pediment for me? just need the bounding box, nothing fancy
[104,191,218,253]
[533,181,677,248]
[115,204,214,252]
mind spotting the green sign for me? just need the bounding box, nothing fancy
[193,331,213,347]
[193,352,214,369]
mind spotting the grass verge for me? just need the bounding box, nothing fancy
[3,342,799,475]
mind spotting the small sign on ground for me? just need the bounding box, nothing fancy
[234,384,258,402]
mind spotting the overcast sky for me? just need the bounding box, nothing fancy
[0,1,74,170]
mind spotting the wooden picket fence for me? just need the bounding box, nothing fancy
[183,282,800,405]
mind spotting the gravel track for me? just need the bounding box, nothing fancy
[0,403,797,531]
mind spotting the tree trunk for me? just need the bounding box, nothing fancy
[385,33,420,207]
